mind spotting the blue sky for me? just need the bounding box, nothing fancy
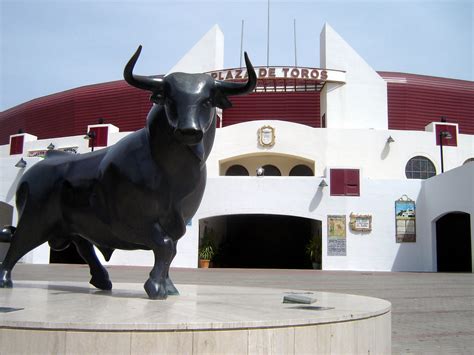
[1,0,472,111]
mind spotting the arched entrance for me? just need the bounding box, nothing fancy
[199,214,322,269]
[436,212,472,272]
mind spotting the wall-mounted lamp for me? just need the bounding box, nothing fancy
[84,130,96,152]
[319,179,328,188]
[439,130,452,173]
[440,131,452,140]
[15,158,27,169]
[84,131,96,140]
[256,167,265,177]
[386,136,395,144]
[47,143,55,150]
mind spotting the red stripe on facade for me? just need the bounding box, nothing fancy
[222,92,320,128]
[379,72,474,134]
[0,73,473,145]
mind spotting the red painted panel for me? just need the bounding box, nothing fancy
[9,135,24,155]
[1,73,473,146]
[222,91,320,127]
[330,169,345,196]
[345,169,360,196]
[379,72,474,135]
[330,169,360,196]
[0,81,151,145]
[89,127,108,147]
[435,124,457,146]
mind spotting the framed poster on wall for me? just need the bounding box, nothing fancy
[395,195,416,243]
[349,213,372,232]
[327,215,346,256]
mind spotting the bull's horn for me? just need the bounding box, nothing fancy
[215,52,257,96]
[124,45,164,92]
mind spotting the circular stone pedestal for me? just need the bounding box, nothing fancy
[0,281,391,354]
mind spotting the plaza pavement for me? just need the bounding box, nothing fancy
[8,264,474,354]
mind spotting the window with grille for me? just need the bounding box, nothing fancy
[405,156,436,179]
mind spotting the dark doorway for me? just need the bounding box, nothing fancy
[50,244,86,264]
[436,212,472,272]
[201,214,320,269]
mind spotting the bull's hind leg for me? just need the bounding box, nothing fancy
[72,236,112,291]
[0,221,49,288]
[144,225,177,300]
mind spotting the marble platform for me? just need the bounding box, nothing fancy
[0,281,391,354]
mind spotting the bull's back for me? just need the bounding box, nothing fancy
[16,150,106,218]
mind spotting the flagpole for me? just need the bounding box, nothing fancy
[267,0,270,67]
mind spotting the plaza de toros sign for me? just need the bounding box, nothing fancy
[208,66,345,84]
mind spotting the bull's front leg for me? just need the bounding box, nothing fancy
[144,224,177,300]
[165,239,179,295]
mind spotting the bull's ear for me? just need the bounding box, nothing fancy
[213,91,233,109]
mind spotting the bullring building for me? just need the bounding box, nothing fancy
[0,24,473,273]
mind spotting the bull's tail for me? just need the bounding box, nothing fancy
[0,226,16,243]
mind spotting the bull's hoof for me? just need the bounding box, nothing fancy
[0,270,12,288]
[90,276,112,291]
[166,278,180,296]
[144,278,167,300]
[0,279,12,288]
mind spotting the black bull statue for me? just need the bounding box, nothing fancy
[0,46,257,299]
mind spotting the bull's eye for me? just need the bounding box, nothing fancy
[150,93,163,104]
[165,98,177,117]
[202,98,212,108]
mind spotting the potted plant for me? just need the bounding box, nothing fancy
[199,226,216,268]
[198,244,215,268]
[305,236,322,269]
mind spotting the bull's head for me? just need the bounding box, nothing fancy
[124,46,257,146]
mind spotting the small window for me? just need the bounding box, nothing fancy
[289,165,314,176]
[262,164,281,176]
[405,156,436,179]
[330,169,360,196]
[463,158,474,165]
[225,165,249,176]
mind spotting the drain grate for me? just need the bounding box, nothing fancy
[0,307,24,313]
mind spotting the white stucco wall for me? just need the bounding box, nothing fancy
[209,120,474,180]
[416,163,474,272]
[1,121,472,269]
[193,177,427,272]
[320,23,388,130]
[168,24,224,74]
